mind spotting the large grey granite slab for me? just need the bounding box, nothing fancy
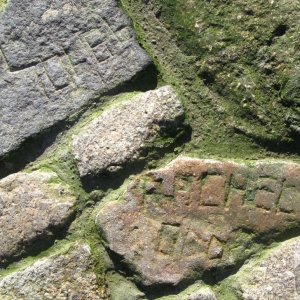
[0,0,150,157]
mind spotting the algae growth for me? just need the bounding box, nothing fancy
[121,0,300,157]
[0,0,7,10]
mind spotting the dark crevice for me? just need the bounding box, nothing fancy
[254,226,300,245]
[105,248,138,278]
[142,281,196,300]
[0,63,158,180]
[233,127,300,156]
[267,24,289,45]
[273,24,289,37]
[198,70,216,86]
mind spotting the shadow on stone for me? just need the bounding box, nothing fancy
[105,247,194,300]
[81,121,192,193]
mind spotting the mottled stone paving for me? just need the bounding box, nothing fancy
[0,244,104,300]
[72,86,184,177]
[0,170,76,266]
[97,157,300,285]
[0,0,150,157]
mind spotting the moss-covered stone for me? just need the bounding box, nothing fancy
[121,0,300,156]
[217,236,300,299]
[157,282,216,300]
[106,272,146,300]
[0,0,7,10]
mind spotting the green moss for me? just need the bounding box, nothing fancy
[121,0,300,156]
[0,0,8,10]
[156,282,216,300]
[0,241,73,279]
[215,280,241,300]
[67,210,109,291]
[106,272,145,300]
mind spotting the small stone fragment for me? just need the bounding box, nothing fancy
[225,236,300,300]
[72,86,184,177]
[0,170,76,265]
[96,157,300,286]
[0,244,105,300]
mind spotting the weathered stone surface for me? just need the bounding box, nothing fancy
[158,283,216,300]
[0,0,150,157]
[0,170,76,265]
[72,86,184,177]
[97,157,300,285]
[107,273,146,300]
[226,236,300,300]
[0,243,105,300]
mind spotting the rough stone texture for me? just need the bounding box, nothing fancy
[228,236,300,300]
[158,284,217,300]
[123,0,300,148]
[107,273,146,300]
[97,157,300,286]
[72,86,184,177]
[0,243,105,300]
[0,0,150,157]
[0,170,76,265]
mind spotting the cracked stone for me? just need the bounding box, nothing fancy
[72,86,185,177]
[0,243,105,300]
[96,157,300,286]
[0,0,150,157]
[0,170,76,265]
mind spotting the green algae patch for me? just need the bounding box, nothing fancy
[0,241,73,279]
[106,272,146,300]
[121,0,300,156]
[155,282,213,300]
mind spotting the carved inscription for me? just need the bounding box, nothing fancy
[98,158,300,286]
[0,0,150,156]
